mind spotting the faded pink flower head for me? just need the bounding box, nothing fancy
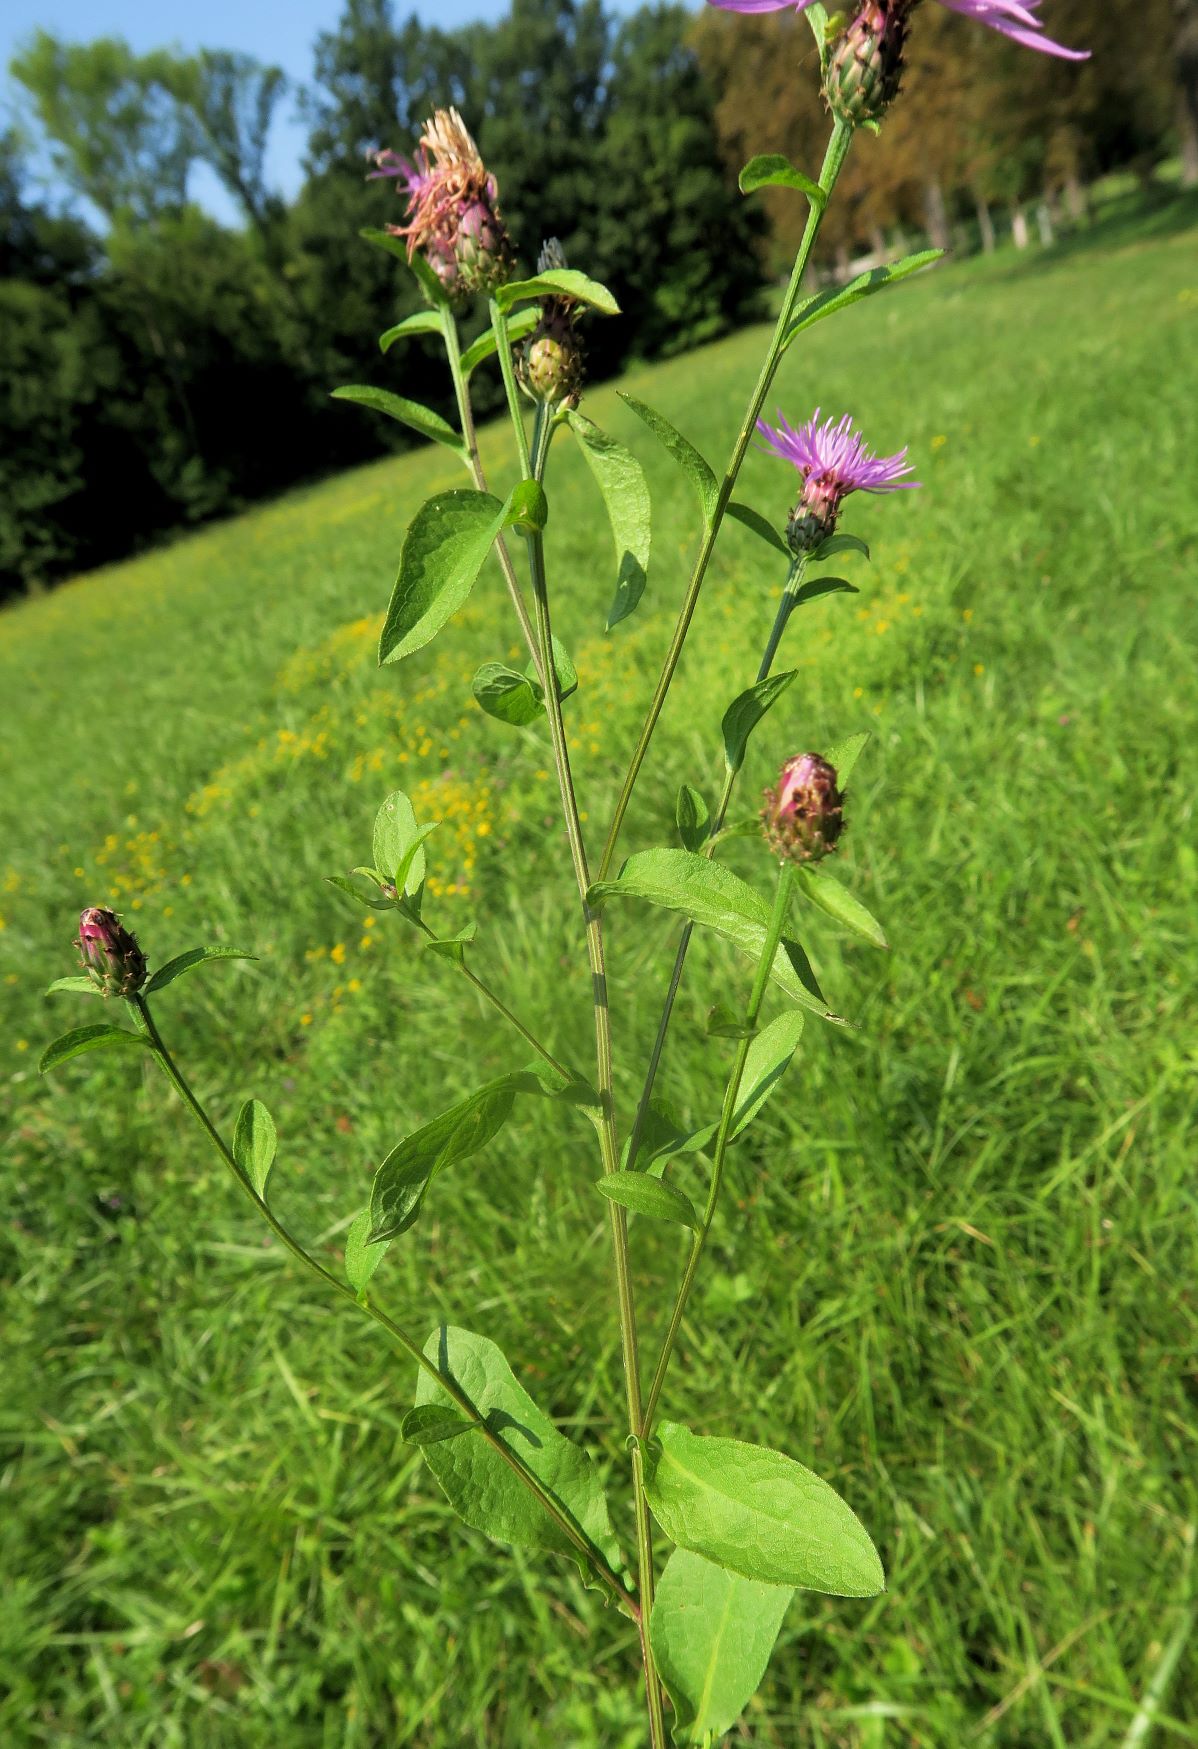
[77,906,147,997]
[762,753,845,863]
[758,408,918,552]
[707,0,1087,62]
[368,108,512,297]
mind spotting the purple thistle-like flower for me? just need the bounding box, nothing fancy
[367,109,513,298]
[758,408,918,552]
[708,0,1088,62]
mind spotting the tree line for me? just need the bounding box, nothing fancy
[2,0,1192,597]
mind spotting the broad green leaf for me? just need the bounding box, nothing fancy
[424,922,477,965]
[494,268,619,315]
[644,1421,884,1596]
[378,490,506,665]
[401,1403,472,1445]
[392,826,439,903]
[675,784,710,853]
[784,251,944,350]
[651,1549,793,1746]
[331,385,466,459]
[233,1098,277,1198]
[739,153,825,208]
[596,1172,699,1230]
[373,790,428,897]
[726,500,789,556]
[39,1024,149,1074]
[796,867,888,949]
[378,309,443,351]
[811,531,870,563]
[458,307,538,376]
[45,976,101,996]
[370,1075,534,1241]
[722,671,797,773]
[619,393,719,530]
[359,228,449,306]
[588,849,838,1020]
[822,730,869,786]
[325,874,399,911]
[344,1208,390,1294]
[413,1324,624,1579]
[706,1001,756,1041]
[566,411,652,628]
[504,478,548,535]
[473,663,544,726]
[143,946,257,995]
[793,574,858,607]
[729,1009,805,1137]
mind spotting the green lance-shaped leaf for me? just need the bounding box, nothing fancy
[792,575,858,608]
[401,1403,472,1445]
[783,250,944,352]
[726,501,789,557]
[618,393,719,531]
[675,784,710,853]
[373,790,429,898]
[739,153,825,209]
[423,922,477,965]
[596,1172,699,1230]
[40,1023,150,1074]
[588,849,840,1022]
[643,1421,884,1596]
[379,490,509,666]
[802,1,834,68]
[494,268,620,315]
[651,1549,793,1746]
[458,307,538,377]
[359,228,449,307]
[681,1009,806,1147]
[566,410,652,628]
[811,531,870,563]
[369,1074,547,1241]
[822,730,870,786]
[722,671,797,774]
[46,976,102,997]
[413,1324,624,1580]
[330,385,466,460]
[378,309,443,352]
[706,1001,757,1041]
[344,1208,391,1295]
[795,866,888,949]
[143,946,257,995]
[233,1098,277,1198]
[325,874,400,911]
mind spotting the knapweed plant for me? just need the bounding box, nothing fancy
[42,4,1085,1741]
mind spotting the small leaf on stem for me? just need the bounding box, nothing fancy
[596,1172,699,1230]
[233,1098,277,1198]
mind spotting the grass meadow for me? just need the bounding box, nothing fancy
[2,198,1197,1746]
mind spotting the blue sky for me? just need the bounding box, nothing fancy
[2,0,651,221]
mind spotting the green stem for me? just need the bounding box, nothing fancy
[489,294,533,479]
[411,912,573,1082]
[131,995,634,1616]
[625,557,804,1173]
[598,119,854,883]
[441,304,545,689]
[641,865,793,1434]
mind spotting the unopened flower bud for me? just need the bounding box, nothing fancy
[761,754,845,863]
[76,906,147,997]
[517,237,585,405]
[825,1,912,129]
[787,490,840,556]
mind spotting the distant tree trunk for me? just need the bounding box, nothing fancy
[1179,0,1198,187]
[974,192,996,253]
[923,178,950,252]
[1063,171,1088,224]
[1011,206,1030,249]
[1036,201,1055,246]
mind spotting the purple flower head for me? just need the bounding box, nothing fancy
[76,905,147,998]
[367,109,513,299]
[707,0,1088,63]
[762,753,845,863]
[758,408,918,552]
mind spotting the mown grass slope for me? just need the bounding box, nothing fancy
[2,203,1197,1747]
